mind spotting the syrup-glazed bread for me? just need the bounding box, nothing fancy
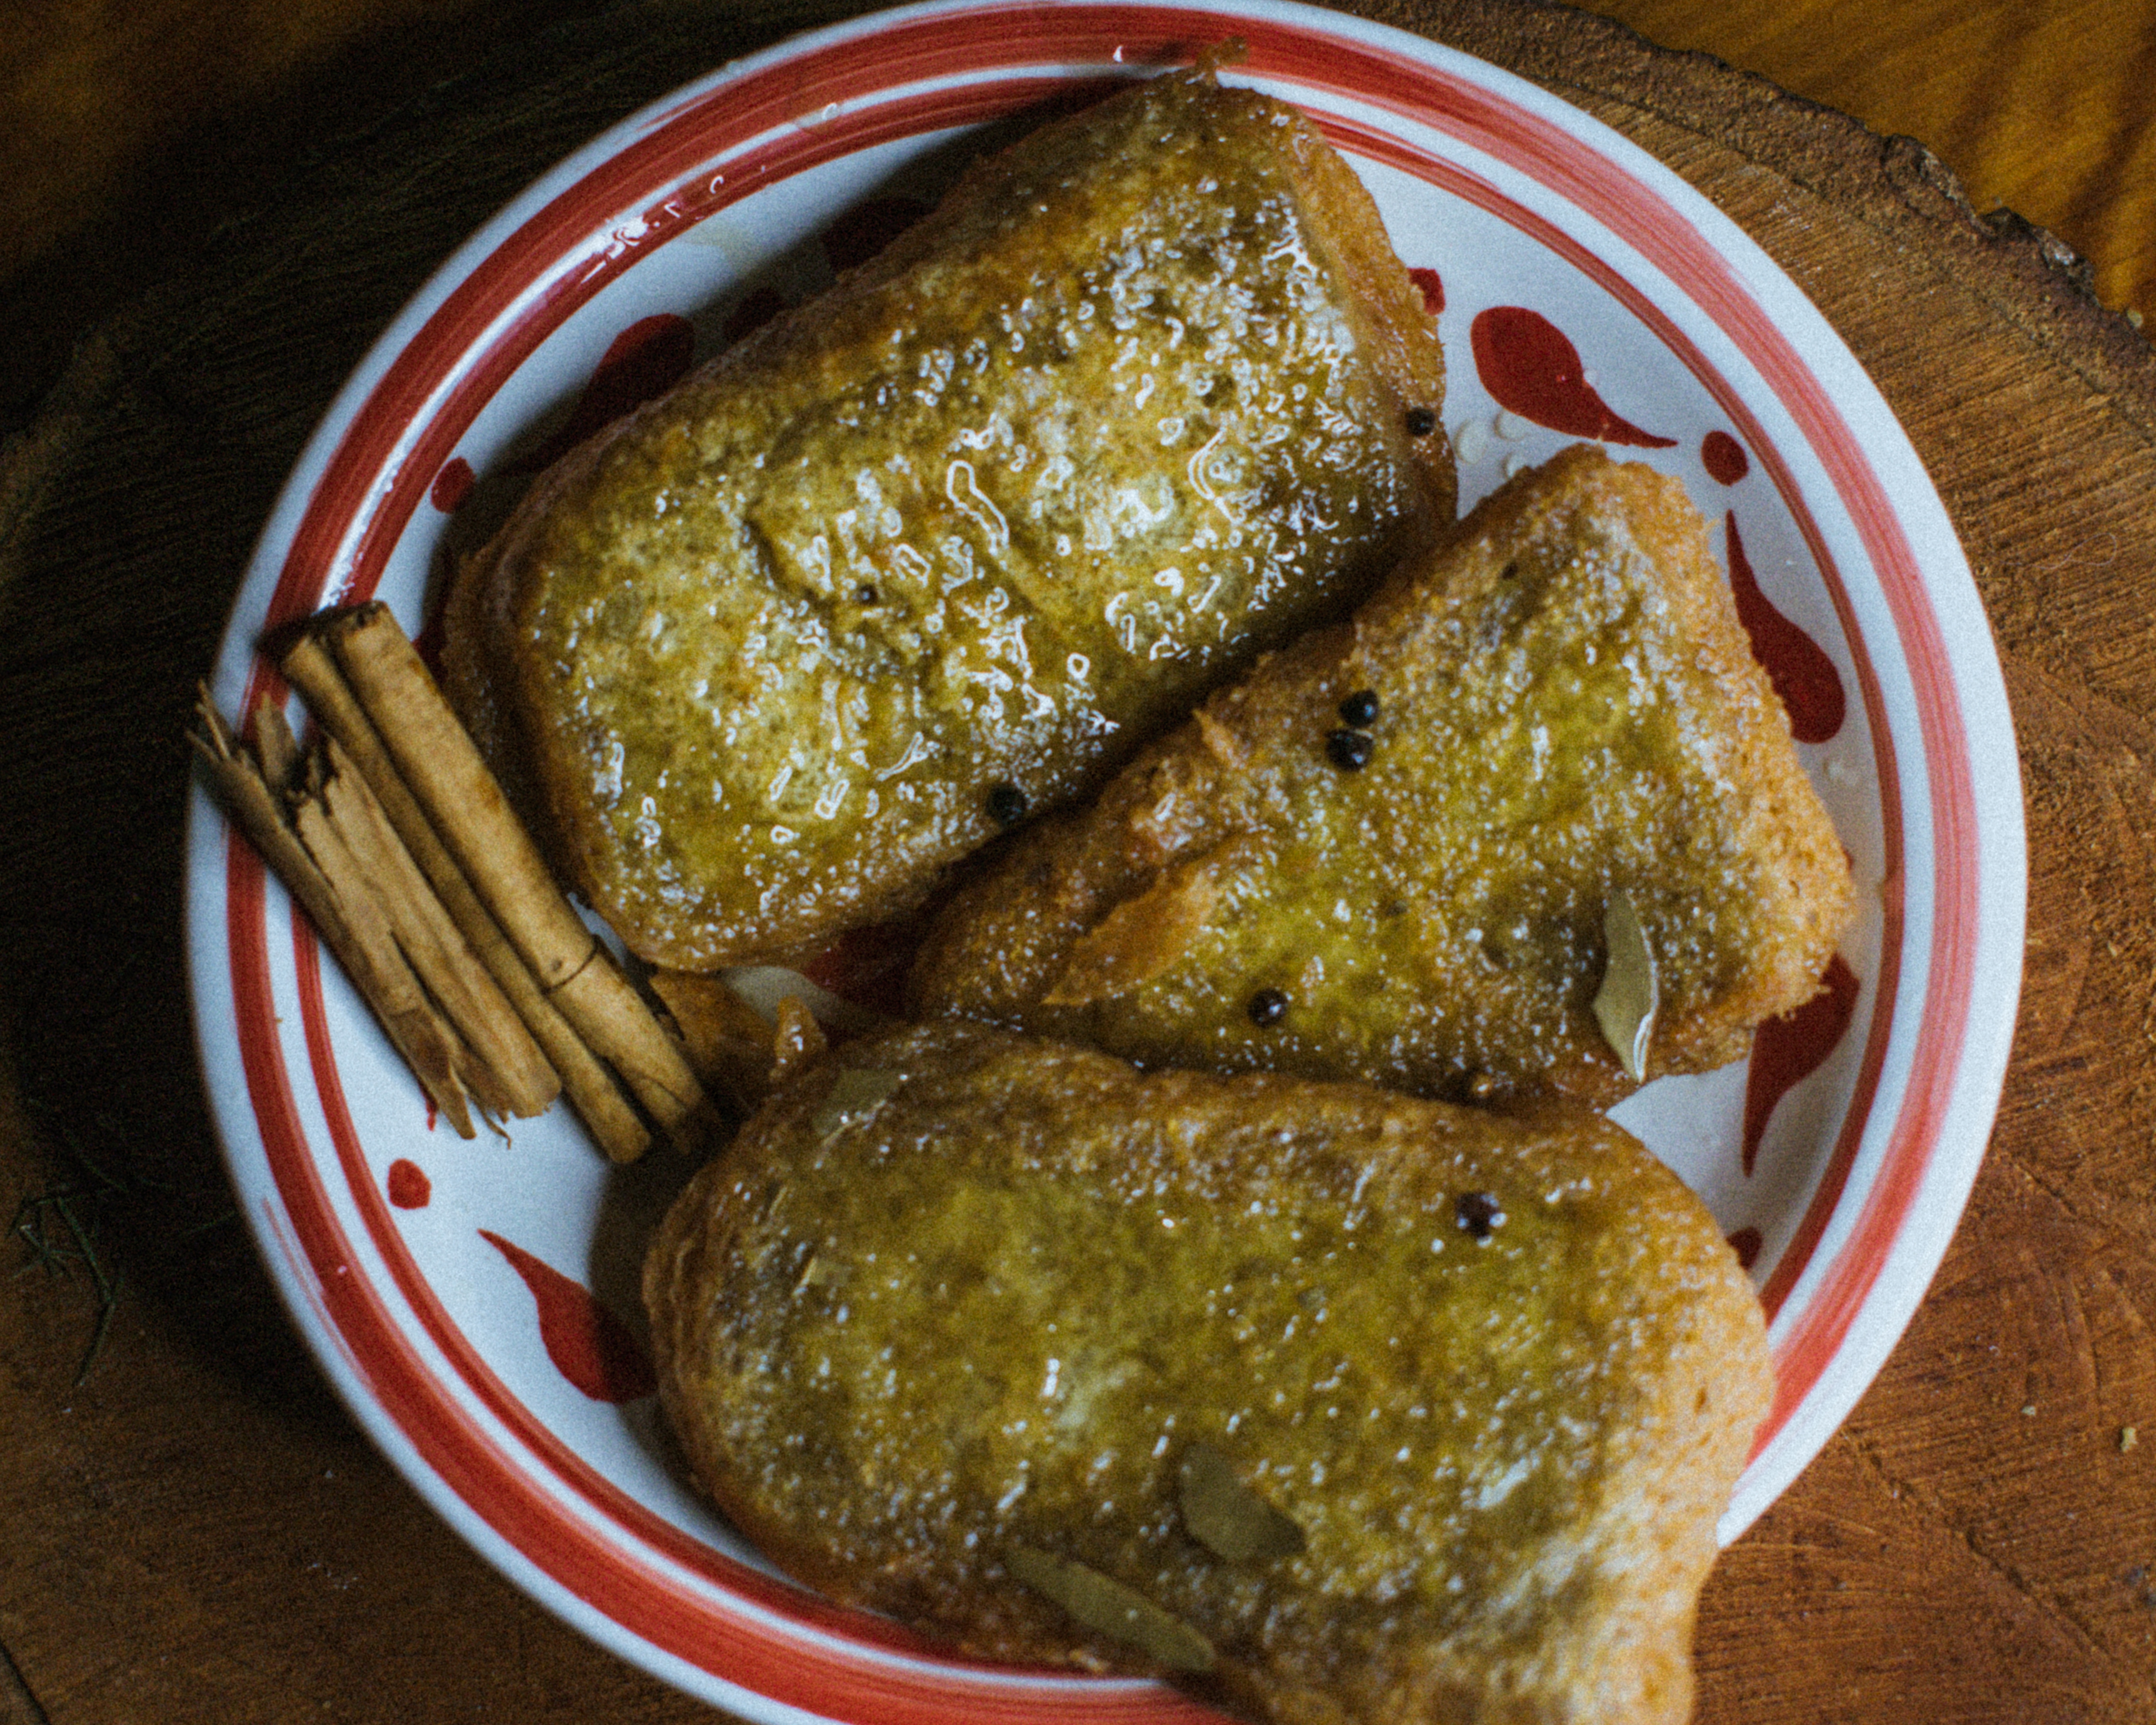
[909,445,1853,1107]
[644,1018,1773,1724]
[444,66,1453,971]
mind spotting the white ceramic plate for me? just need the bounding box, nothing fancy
[187,2,2026,1716]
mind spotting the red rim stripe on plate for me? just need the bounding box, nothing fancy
[221,6,1986,1712]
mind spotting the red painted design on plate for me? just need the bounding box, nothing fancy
[1408,265,1444,316]
[1726,511,1845,743]
[1702,429,1749,485]
[1743,953,1862,1176]
[428,456,476,513]
[479,1229,655,1403]
[386,1159,432,1209]
[721,285,789,347]
[1469,305,1675,447]
[820,193,933,273]
[221,17,1994,1707]
[1728,1227,1764,1271]
[514,313,696,474]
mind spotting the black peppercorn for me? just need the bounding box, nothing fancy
[1454,1192,1505,1240]
[1247,988,1289,1026]
[987,784,1029,826]
[855,583,879,603]
[1325,728,1373,771]
[1337,689,1380,727]
[1404,406,1438,437]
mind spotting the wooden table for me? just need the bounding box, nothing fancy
[3,1,2153,1719]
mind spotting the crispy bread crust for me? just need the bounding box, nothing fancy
[645,1019,1772,1723]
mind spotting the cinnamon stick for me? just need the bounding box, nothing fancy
[314,736,559,1118]
[281,633,650,1162]
[292,779,506,1127]
[546,960,713,1141]
[191,689,479,1137]
[321,603,711,1147]
[253,695,302,789]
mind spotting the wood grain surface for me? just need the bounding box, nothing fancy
[2,1,2153,1720]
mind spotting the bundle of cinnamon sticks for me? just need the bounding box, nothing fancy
[191,602,712,1163]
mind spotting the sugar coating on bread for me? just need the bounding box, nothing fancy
[909,444,1855,1106]
[645,1019,1772,1724]
[443,68,1453,971]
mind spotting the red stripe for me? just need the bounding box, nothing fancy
[216,6,1989,1712]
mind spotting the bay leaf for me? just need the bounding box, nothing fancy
[811,1067,902,1141]
[1004,1545,1215,1673]
[1178,1444,1306,1564]
[1592,891,1658,1083]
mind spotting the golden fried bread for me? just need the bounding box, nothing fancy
[444,68,1453,971]
[644,1019,1772,1724]
[909,445,1854,1106]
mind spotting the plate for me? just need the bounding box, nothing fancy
[185,2,2026,1716]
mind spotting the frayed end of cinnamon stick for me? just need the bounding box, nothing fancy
[191,684,482,1139]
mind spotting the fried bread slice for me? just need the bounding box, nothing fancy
[909,445,1854,1106]
[444,67,1453,971]
[644,1019,1772,1724]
